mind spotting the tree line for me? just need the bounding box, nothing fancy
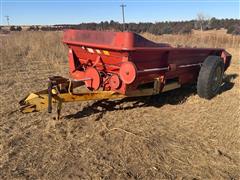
[4,18,240,35]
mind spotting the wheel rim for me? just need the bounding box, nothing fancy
[212,66,222,92]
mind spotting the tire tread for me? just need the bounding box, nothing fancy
[197,56,224,99]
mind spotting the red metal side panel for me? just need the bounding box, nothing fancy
[63,29,171,50]
[62,30,231,94]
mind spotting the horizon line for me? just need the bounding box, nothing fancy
[1,17,240,26]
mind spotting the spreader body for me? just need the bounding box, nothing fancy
[63,30,231,95]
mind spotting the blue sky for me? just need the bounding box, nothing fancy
[1,0,239,25]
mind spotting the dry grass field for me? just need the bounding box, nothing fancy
[0,30,239,179]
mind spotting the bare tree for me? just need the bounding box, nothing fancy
[195,13,211,31]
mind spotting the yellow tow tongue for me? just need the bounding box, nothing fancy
[19,90,50,113]
[19,75,180,118]
[19,89,125,114]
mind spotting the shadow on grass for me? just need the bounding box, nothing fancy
[65,73,238,120]
[219,73,238,94]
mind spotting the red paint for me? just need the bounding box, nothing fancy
[109,74,121,90]
[119,62,137,84]
[84,67,101,90]
[63,30,232,94]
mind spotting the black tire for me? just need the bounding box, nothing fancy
[197,56,224,99]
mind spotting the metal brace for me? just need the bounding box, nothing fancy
[153,78,161,95]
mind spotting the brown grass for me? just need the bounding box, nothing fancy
[0,31,239,179]
[142,31,240,65]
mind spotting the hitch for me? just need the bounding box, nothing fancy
[19,76,125,119]
[19,76,180,119]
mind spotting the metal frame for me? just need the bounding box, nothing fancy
[19,76,180,119]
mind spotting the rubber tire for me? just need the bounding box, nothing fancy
[197,56,224,99]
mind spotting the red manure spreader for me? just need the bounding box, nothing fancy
[20,30,231,118]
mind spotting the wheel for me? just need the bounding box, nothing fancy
[197,56,224,99]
